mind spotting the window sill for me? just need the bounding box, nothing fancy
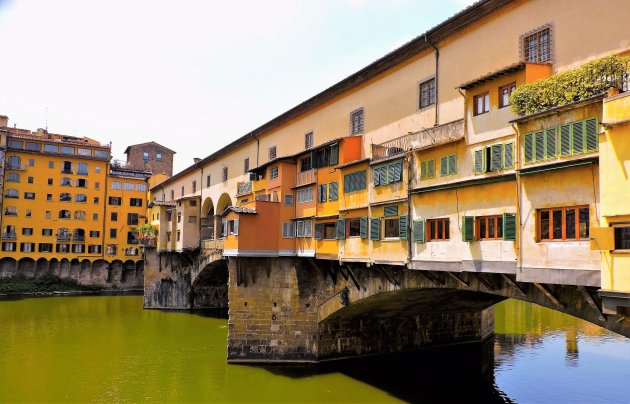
[382,237,402,242]
[537,239,589,243]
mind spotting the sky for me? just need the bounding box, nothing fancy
[0,0,475,173]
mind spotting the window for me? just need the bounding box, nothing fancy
[57,228,70,241]
[522,25,551,63]
[95,150,109,159]
[56,243,70,253]
[206,175,211,187]
[167,232,171,242]
[143,151,149,162]
[58,210,71,219]
[439,155,457,176]
[4,206,17,216]
[167,211,172,222]
[61,146,74,155]
[268,146,277,160]
[614,226,630,250]
[72,244,85,253]
[76,179,87,188]
[93,197,99,204]
[77,163,88,175]
[130,198,143,207]
[189,200,197,207]
[297,187,313,204]
[39,243,53,253]
[27,176,33,184]
[61,161,73,174]
[222,167,228,182]
[419,159,436,180]
[176,231,181,241]
[177,212,181,223]
[5,189,18,198]
[95,166,101,173]
[7,173,20,183]
[128,213,139,225]
[7,155,21,169]
[374,161,403,186]
[474,93,490,115]
[344,171,367,193]
[270,165,279,179]
[112,181,122,190]
[28,159,34,167]
[106,244,117,255]
[156,153,162,161]
[111,212,118,221]
[9,140,23,149]
[284,194,294,206]
[2,242,16,251]
[305,132,313,149]
[77,148,91,156]
[93,213,98,221]
[474,142,514,174]
[44,144,59,153]
[20,242,35,252]
[110,229,117,238]
[26,142,40,151]
[523,118,598,164]
[109,197,122,206]
[427,218,450,241]
[499,83,516,109]
[538,206,589,241]
[22,228,33,236]
[300,157,312,172]
[42,228,53,236]
[296,220,313,238]
[318,184,327,202]
[312,145,339,168]
[350,108,364,135]
[89,245,102,254]
[25,209,31,218]
[95,182,100,190]
[189,216,197,224]
[348,219,361,237]
[124,182,133,191]
[329,182,339,201]
[323,223,336,240]
[419,78,436,109]
[45,211,51,219]
[49,161,54,169]
[244,158,249,173]
[75,194,87,203]
[477,215,504,240]
[24,192,35,200]
[48,178,53,185]
[90,231,100,238]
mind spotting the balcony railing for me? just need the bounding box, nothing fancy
[140,238,156,247]
[371,135,410,162]
[410,119,465,151]
[6,163,26,171]
[202,239,224,250]
[72,236,85,242]
[236,181,253,196]
[296,169,317,187]
[127,239,139,245]
[56,235,71,241]
[1,233,17,240]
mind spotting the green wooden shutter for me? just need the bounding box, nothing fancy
[384,205,398,217]
[504,143,514,168]
[357,171,366,190]
[370,218,380,241]
[389,161,402,183]
[233,219,239,236]
[318,184,327,202]
[359,216,368,239]
[314,223,323,240]
[413,220,425,243]
[399,214,408,240]
[330,144,339,165]
[503,213,516,241]
[420,161,427,179]
[443,156,449,175]
[427,159,435,178]
[474,149,484,174]
[560,124,572,156]
[572,121,584,155]
[534,130,544,162]
[374,166,384,187]
[329,182,338,201]
[585,118,598,152]
[448,155,457,174]
[544,127,556,160]
[524,133,534,163]
[491,144,503,171]
[462,216,475,242]
[335,219,346,240]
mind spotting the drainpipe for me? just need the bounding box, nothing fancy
[511,123,522,278]
[252,133,260,167]
[425,34,439,127]
[457,88,468,139]
[406,151,413,265]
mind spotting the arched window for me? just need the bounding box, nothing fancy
[58,210,71,219]
[6,173,20,183]
[76,179,87,188]
[7,155,21,169]
[2,225,16,237]
[60,193,72,202]
[57,228,70,241]
[4,206,17,216]
[4,189,19,198]
[75,194,87,203]
[72,229,85,241]
[60,177,72,187]
[77,163,88,175]
[74,211,86,221]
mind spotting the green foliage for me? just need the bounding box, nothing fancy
[0,275,102,295]
[510,55,629,116]
[137,223,158,239]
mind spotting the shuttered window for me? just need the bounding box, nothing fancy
[374,166,386,186]
[348,219,361,237]
[297,187,313,203]
[474,142,515,173]
[503,213,516,241]
[335,219,346,240]
[304,220,313,237]
[314,223,323,240]
[462,216,475,242]
[420,159,435,180]
[296,221,305,237]
[538,206,589,241]
[281,222,296,238]
[477,215,503,240]
[374,161,403,186]
[384,205,398,217]
[440,155,457,176]
[413,220,425,243]
[426,218,450,241]
[359,217,368,239]
[525,118,598,163]
[329,182,339,201]
[318,184,327,202]
[399,214,408,240]
[370,218,380,241]
[343,171,367,193]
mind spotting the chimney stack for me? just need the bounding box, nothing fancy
[0,115,8,128]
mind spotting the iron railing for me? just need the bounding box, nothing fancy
[1,233,17,240]
[371,135,410,162]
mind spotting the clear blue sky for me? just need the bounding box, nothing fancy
[0,0,474,172]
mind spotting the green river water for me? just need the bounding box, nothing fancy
[0,294,628,403]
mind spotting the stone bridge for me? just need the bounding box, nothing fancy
[144,252,629,363]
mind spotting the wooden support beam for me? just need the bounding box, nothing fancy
[308,258,336,285]
[476,273,496,291]
[419,270,440,285]
[500,274,526,297]
[577,286,606,322]
[377,265,400,287]
[337,265,350,281]
[344,265,364,292]
[445,271,469,288]
[534,283,564,309]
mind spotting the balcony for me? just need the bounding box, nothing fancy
[140,238,156,247]
[6,163,26,171]
[202,239,224,250]
[127,239,139,245]
[56,235,71,242]
[371,135,410,162]
[410,119,465,151]
[2,233,17,240]
[296,168,317,187]
[236,181,253,197]
[60,169,73,174]
[72,236,85,242]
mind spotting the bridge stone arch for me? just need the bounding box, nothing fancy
[216,193,233,216]
[201,197,215,218]
[18,258,36,277]
[201,197,217,240]
[191,258,228,309]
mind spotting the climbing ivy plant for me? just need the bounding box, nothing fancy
[510,55,629,116]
